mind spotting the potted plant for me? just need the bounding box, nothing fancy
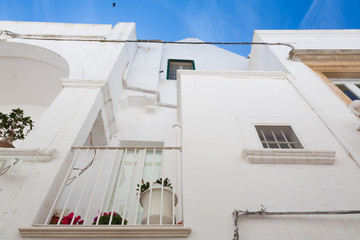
[50,211,84,225]
[137,178,178,224]
[0,108,33,148]
[93,212,127,225]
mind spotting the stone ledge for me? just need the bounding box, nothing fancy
[0,148,55,162]
[242,149,335,164]
[19,226,191,238]
[60,79,106,88]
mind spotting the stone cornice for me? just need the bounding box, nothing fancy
[289,49,360,73]
[290,49,360,62]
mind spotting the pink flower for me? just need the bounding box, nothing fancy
[60,212,83,225]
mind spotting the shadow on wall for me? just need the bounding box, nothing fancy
[0,42,70,146]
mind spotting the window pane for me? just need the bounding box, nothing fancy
[167,60,194,80]
[279,143,290,149]
[255,125,303,149]
[268,143,279,148]
[274,131,285,141]
[336,84,360,100]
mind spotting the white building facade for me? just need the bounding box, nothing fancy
[1,21,360,240]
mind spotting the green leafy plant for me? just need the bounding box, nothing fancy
[137,178,173,195]
[0,108,33,144]
[93,212,127,225]
[155,177,173,189]
[137,180,150,195]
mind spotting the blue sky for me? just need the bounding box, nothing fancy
[1,0,359,56]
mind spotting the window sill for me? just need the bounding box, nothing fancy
[19,225,191,238]
[242,149,335,164]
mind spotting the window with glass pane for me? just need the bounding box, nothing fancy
[255,125,303,149]
[335,84,360,100]
[330,78,360,101]
[107,149,162,224]
[167,60,195,80]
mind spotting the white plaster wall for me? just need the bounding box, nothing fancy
[1,21,135,81]
[125,38,249,106]
[126,43,164,90]
[158,39,249,105]
[0,22,137,240]
[0,57,66,106]
[160,38,249,79]
[4,22,360,240]
[178,71,360,240]
[116,90,180,147]
[249,30,360,167]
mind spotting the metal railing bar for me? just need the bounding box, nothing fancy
[121,149,138,225]
[179,148,184,225]
[159,150,165,225]
[57,148,90,225]
[133,148,147,225]
[95,149,111,226]
[82,149,119,224]
[109,149,127,225]
[146,148,157,225]
[44,148,81,225]
[172,148,176,225]
[70,149,98,225]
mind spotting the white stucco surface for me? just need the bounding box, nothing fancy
[178,71,360,240]
[0,21,137,240]
[249,30,360,167]
[1,22,360,240]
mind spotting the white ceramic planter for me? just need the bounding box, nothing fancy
[139,184,178,224]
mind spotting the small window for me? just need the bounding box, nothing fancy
[335,84,359,100]
[329,78,360,102]
[255,125,303,149]
[167,59,195,80]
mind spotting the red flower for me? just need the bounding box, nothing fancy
[60,212,83,225]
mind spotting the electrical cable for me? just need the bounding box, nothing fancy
[0,30,295,53]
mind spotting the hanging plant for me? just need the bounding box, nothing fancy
[0,108,33,146]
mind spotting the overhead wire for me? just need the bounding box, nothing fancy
[0,30,295,56]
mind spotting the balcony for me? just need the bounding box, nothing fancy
[19,147,190,238]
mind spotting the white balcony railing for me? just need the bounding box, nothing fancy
[43,147,182,227]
